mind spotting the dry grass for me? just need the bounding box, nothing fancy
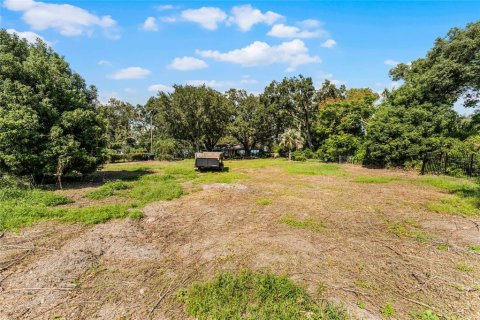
[0,159,479,319]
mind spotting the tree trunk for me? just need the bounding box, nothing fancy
[288,150,292,161]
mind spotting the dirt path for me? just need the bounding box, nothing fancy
[1,165,479,319]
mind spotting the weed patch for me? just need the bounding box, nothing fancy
[455,264,474,273]
[414,176,480,216]
[468,245,480,253]
[86,180,131,200]
[256,198,273,206]
[352,176,398,184]
[283,162,345,176]
[385,219,430,243]
[179,270,348,320]
[280,215,324,233]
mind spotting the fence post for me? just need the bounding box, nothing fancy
[469,154,474,177]
[444,153,448,175]
[421,153,427,175]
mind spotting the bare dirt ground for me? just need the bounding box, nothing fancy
[1,164,479,319]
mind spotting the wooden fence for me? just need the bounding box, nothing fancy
[421,151,479,177]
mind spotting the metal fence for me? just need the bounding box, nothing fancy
[421,151,480,177]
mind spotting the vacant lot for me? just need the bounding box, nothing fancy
[1,159,479,319]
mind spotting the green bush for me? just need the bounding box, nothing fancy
[109,153,127,163]
[293,154,307,162]
[127,153,148,162]
[154,138,190,161]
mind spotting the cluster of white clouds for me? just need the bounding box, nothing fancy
[4,0,119,39]
[6,28,48,44]
[197,39,320,72]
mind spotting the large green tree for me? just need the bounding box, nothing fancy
[98,98,139,154]
[0,30,106,181]
[364,21,480,166]
[148,85,231,151]
[226,89,274,156]
[261,75,317,149]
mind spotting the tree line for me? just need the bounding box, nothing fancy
[0,21,479,183]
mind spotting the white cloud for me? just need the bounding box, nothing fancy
[148,84,174,92]
[321,39,336,48]
[6,28,49,44]
[142,17,158,31]
[267,24,325,39]
[384,59,399,66]
[168,57,208,71]
[160,16,176,23]
[197,39,320,71]
[155,4,176,11]
[97,59,112,66]
[240,75,258,85]
[297,19,321,28]
[181,7,227,30]
[108,67,151,80]
[228,5,282,31]
[124,87,136,93]
[186,80,235,88]
[3,0,119,38]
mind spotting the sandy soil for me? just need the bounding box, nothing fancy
[0,164,479,319]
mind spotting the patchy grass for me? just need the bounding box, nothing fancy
[256,198,273,206]
[410,310,440,320]
[468,245,480,253]
[455,264,474,273]
[426,195,479,216]
[414,176,480,216]
[354,279,377,290]
[436,244,450,251]
[283,162,345,176]
[279,215,324,233]
[86,180,131,200]
[129,174,183,204]
[380,302,396,317]
[352,176,398,184]
[0,189,141,231]
[178,270,347,320]
[385,219,430,243]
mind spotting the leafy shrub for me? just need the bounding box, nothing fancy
[154,138,190,161]
[127,153,149,162]
[109,153,127,163]
[293,154,307,162]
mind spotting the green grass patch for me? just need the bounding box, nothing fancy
[0,192,141,231]
[380,302,396,317]
[386,219,430,243]
[352,176,398,184]
[86,180,131,200]
[353,279,377,290]
[410,309,440,320]
[468,245,480,253]
[283,162,345,176]
[179,270,348,320]
[414,176,480,216]
[280,215,324,233]
[256,198,273,206]
[455,264,474,273]
[436,243,450,251]
[426,195,479,216]
[128,174,183,204]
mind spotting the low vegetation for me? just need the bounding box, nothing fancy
[279,215,324,233]
[416,176,480,216]
[179,271,347,320]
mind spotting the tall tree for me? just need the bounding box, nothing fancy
[148,85,231,151]
[98,98,138,154]
[226,89,274,156]
[279,129,304,161]
[0,30,105,181]
[364,21,480,166]
[261,75,317,149]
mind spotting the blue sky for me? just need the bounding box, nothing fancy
[1,0,479,114]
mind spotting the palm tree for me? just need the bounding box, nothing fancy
[279,129,304,161]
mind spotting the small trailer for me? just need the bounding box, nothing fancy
[194,152,224,171]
